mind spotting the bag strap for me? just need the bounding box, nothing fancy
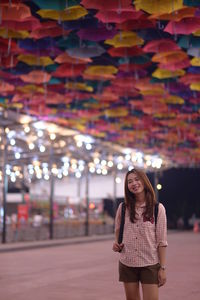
[117,202,159,244]
[118,202,126,245]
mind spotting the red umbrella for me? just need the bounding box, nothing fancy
[119,62,152,72]
[30,21,71,39]
[0,3,31,21]
[0,38,22,54]
[117,18,156,31]
[108,46,143,57]
[53,63,86,78]
[81,0,132,10]
[95,9,140,24]
[1,16,41,31]
[143,39,180,53]
[0,54,18,68]
[179,73,200,84]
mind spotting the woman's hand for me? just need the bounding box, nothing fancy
[158,269,167,287]
[112,242,124,252]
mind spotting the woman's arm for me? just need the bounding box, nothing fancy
[157,246,167,287]
[112,205,124,252]
[158,245,166,267]
[112,229,124,252]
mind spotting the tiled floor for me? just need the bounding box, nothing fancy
[0,231,200,300]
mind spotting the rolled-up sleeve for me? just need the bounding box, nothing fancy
[115,203,122,232]
[156,203,168,248]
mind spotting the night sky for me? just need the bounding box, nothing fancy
[148,168,200,229]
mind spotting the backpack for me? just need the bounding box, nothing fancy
[118,202,159,245]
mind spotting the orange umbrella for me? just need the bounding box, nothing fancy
[152,51,188,64]
[20,70,51,84]
[159,58,190,71]
[149,7,196,21]
[55,52,91,64]
[0,81,15,93]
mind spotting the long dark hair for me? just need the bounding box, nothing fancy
[124,168,157,223]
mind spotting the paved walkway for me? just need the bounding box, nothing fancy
[0,231,200,300]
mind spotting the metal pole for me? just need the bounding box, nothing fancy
[113,169,117,232]
[49,147,54,240]
[85,165,89,236]
[2,128,8,243]
[154,171,159,202]
[113,169,117,213]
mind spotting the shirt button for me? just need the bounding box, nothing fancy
[136,237,137,239]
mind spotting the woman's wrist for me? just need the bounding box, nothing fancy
[160,265,166,270]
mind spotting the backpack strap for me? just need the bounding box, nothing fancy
[118,202,126,245]
[154,202,159,226]
[117,202,159,246]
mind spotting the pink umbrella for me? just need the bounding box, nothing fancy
[164,18,200,34]
[77,24,117,41]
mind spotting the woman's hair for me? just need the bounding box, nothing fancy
[124,168,157,223]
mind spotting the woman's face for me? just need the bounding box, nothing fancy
[127,172,145,195]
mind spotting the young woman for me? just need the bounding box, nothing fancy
[113,169,167,300]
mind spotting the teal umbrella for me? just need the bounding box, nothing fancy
[32,0,80,10]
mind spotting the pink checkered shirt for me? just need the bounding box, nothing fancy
[115,202,168,267]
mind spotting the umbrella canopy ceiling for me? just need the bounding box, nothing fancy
[0,0,200,168]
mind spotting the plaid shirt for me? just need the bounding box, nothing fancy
[115,202,168,267]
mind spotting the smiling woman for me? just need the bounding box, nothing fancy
[113,168,168,300]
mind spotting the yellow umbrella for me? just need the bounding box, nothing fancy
[190,82,200,91]
[190,57,200,66]
[104,107,129,118]
[105,31,144,48]
[0,28,29,39]
[65,82,93,92]
[152,68,185,79]
[161,95,185,104]
[37,5,88,21]
[134,0,183,14]
[17,54,54,66]
[84,65,118,76]
[17,84,45,94]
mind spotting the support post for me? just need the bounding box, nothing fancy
[154,171,159,202]
[2,128,8,244]
[85,165,89,236]
[49,147,54,240]
[113,169,117,232]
